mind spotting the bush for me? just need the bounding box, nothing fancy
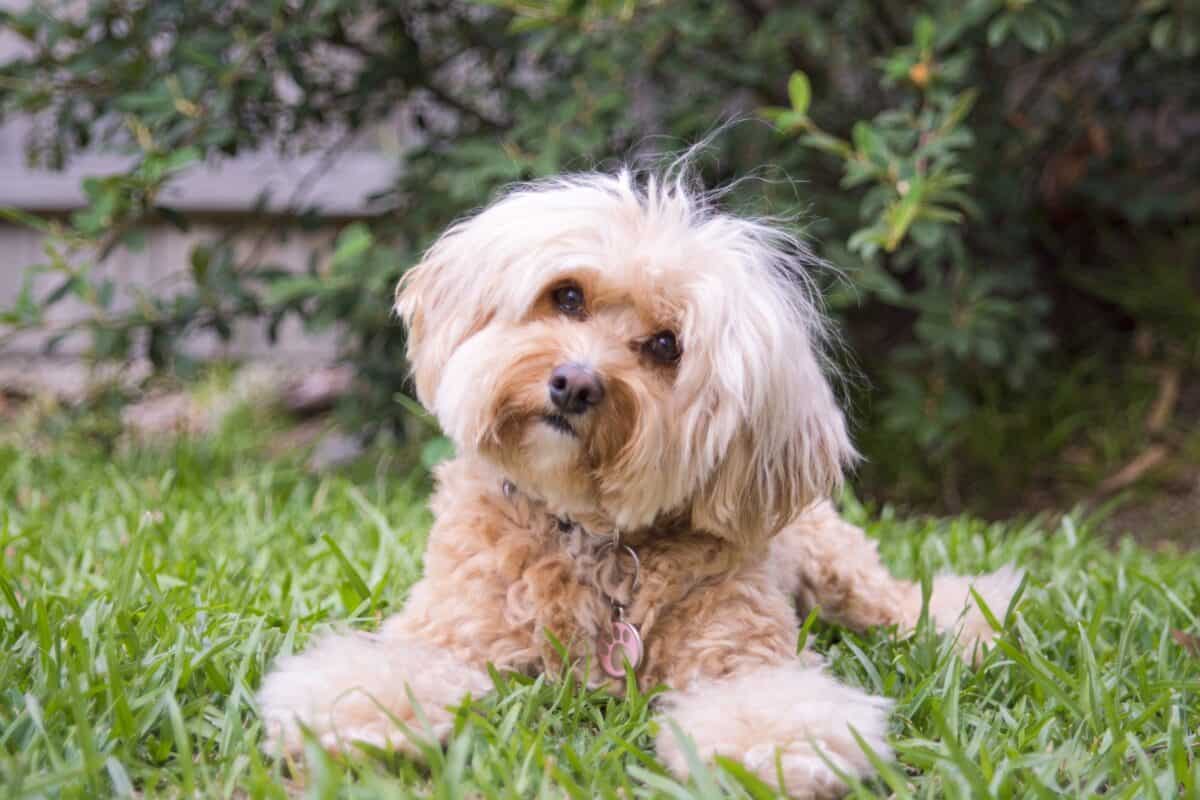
[2,1,1198,506]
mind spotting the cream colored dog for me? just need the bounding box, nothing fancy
[258,169,1019,798]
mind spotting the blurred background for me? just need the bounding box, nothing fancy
[1,0,1197,538]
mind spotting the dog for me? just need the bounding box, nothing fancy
[258,168,1020,798]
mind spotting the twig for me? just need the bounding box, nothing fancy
[1096,445,1170,495]
[1145,365,1181,435]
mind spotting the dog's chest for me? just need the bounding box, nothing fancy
[408,469,739,689]
[505,528,643,680]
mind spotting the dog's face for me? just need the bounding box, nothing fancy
[397,172,854,547]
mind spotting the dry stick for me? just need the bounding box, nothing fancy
[1095,362,1182,496]
[1145,365,1181,435]
[1096,445,1171,496]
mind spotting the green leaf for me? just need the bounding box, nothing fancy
[121,228,147,252]
[0,206,57,234]
[162,146,201,174]
[265,276,325,306]
[987,15,1012,47]
[787,71,811,116]
[420,437,456,470]
[914,15,935,52]
[942,89,979,132]
[762,108,809,131]
[1013,13,1049,51]
[852,121,882,159]
[795,605,820,654]
[713,757,777,800]
[43,277,79,307]
[884,190,923,252]
[115,89,171,113]
[190,245,211,286]
[331,223,374,271]
[321,533,371,610]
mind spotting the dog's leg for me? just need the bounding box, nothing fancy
[649,564,891,798]
[656,662,892,799]
[257,460,546,758]
[256,621,492,756]
[771,502,1021,659]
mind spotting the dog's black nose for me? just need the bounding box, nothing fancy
[548,363,605,414]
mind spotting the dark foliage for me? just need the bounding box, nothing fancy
[2,0,1198,505]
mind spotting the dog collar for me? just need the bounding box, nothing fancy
[500,478,644,680]
[502,479,575,532]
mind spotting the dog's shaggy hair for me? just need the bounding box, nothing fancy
[258,169,1020,798]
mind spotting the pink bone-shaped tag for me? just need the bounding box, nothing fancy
[598,620,643,678]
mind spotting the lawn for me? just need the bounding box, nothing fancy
[1,410,1198,799]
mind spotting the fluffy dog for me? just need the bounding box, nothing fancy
[258,168,1020,798]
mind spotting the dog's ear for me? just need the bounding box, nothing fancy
[394,258,439,407]
[685,256,856,550]
[394,229,494,410]
[689,384,853,550]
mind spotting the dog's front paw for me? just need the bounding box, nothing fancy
[256,631,491,757]
[655,663,892,799]
[740,744,857,800]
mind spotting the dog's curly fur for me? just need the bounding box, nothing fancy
[258,169,1020,797]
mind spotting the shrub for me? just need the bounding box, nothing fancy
[2,1,1197,506]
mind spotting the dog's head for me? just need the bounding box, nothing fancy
[397,171,854,547]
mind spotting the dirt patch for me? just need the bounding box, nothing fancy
[1102,468,1200,550]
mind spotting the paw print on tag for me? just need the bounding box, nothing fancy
[599,620,643,678]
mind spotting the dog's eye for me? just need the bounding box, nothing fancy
[645,331,681,364]
[552,284,585,316]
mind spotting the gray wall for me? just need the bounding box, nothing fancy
[0,0,402,364]
[0,221,346,362]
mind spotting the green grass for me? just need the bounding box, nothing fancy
[1,411,1198,799]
